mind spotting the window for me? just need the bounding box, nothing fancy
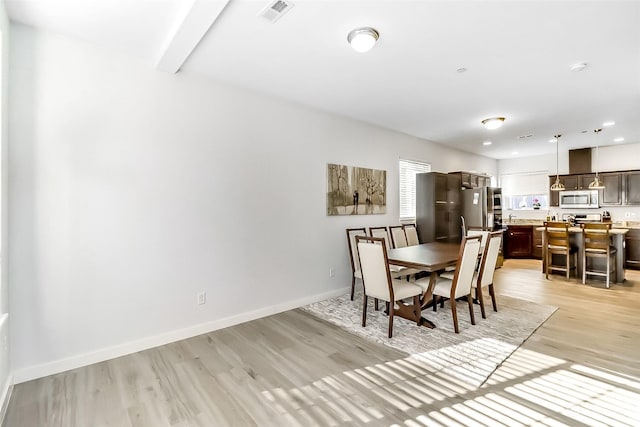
[399,159,431,220]
[500,172,549,210]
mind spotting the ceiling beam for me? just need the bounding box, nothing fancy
[155,0,231,74]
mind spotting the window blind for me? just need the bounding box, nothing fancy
[399,159,431,220]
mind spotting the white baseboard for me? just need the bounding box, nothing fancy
[0,374,13,425]
[13,286,349,384]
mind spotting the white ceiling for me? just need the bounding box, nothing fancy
[5,0,640,159]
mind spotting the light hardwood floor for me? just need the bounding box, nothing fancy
[4,260,640,426]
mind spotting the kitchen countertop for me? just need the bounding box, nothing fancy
[503,220,640,229]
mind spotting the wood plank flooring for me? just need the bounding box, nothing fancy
[4,260,640,426]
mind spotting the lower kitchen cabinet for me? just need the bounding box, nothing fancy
[504,225,533,258]
[625,229,640,269]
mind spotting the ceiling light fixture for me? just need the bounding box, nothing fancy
[589,128,605,189]
[603,121,615,127]
[550,134,565,191]
[481,117,505,130]
[569,62,587,72]
[614,137,624,142]
[483,141,492,146]
[347,27,379,53]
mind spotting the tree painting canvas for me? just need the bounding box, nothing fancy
[327,164,386,215]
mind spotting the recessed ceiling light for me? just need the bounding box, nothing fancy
[614,137,624,142]
[511,151,519,155]
[569,62,587,72]
[548,138,557,143]
[347,27,379,53]
[603,121,615,127]
[483,141,492,146]
[481,117,505,130]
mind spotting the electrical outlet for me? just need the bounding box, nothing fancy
[329,267,335,278]
[197,291,206,305]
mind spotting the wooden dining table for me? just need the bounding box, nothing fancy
[387,241,461,328]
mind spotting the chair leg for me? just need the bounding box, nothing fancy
[432,296,438,312]
[467,295,476,325]
[388,303,395,338]
[451,300,459,333]
[362,295,368,327]
[566,252,570,280]
[545,250,550,280]
[374,298,379,311]
[414,295,421,326]
[350,276,356,300]
[476,286,486,319]
[582,252,586,284]
[606,254,610,289]
[489,284,498,312]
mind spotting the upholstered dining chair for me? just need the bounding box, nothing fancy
[415,235,481,333]
[346,227,367,300]
[355,236,423,338]
[544,221,577,280]
[582,223,616,288]
[389,225,408,249]
[369,226,420,279]
[404,224,420,246]
[473,231,502,318]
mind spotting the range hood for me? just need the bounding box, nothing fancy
[569,148,592,174]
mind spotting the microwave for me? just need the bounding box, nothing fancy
[559,190,599,209]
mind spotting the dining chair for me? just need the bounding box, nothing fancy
[415,235,481,333]
[544,221,577,280]
[404,224,420,246]
[369,226,420,279]
[346,227,368,301]
[355,236,423,338]
[389,225,408,248]
[473,231,502,318]
[582,223,616,288]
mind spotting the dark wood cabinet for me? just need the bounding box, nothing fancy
[577,174,596,189]
[417,172,461,243]
[563,175,579,190]
[449,171,491,189]
[625,172,640,205]
[600,173,622,205]
[504,225,533,258]
[625,229,640,270]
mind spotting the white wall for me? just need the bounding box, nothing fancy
[8,24,497,382]
[0,0,11,419]
[498,143,640,222]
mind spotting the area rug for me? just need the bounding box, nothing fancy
[300,290,557,389]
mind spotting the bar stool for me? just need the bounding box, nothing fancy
[582,223,616,288]
[544,221,577,280]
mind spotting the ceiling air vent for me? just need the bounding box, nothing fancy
[517,134,534,140]
[259,0,295,23]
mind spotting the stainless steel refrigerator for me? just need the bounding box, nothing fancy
[461,187,502,231]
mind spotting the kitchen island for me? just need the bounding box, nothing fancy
[536,226,628,283]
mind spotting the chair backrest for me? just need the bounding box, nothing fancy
[356,236,393,301]
[544,221,570,249]
[582,222,611,252]
[449,235,482,299]
[404,224,420,246]
[467,229,490,249]
[346,228,367,273]
[389,225,408,248]
[478,231,503,288]
[369,227,391,251]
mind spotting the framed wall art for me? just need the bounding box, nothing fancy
[327,163,386,216]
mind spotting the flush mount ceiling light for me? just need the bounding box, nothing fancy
[569,62,588,72]
[614,137,624,142]
[550,134,565,191]
[603,121,615,127]
[482,141,492,146]
[481,117,505,130]
[589,128,605,189]
[347,27,379,53]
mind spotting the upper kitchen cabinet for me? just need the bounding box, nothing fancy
[625,172,640,205]
[449,171,491,189]
[600,173,623,206]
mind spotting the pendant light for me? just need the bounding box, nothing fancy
[550,134,565,191]
[588,128,605,189]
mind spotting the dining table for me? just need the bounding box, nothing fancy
[387,241,461,328]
